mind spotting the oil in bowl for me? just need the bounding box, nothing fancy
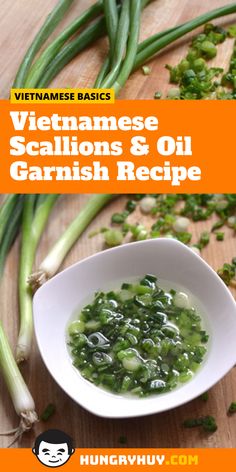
[67,274,209,397]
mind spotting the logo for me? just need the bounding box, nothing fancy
[32,429,75,468]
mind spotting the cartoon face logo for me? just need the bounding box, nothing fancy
[32,429,75,468]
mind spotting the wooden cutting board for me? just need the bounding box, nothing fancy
[0,0,236,449]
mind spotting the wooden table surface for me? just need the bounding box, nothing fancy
[0,0,236,449]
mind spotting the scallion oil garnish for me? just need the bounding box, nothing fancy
[68,275,208,396]
[183,416,217,433]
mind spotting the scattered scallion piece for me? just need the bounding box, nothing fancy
[200,392,209,402]
[40,403,56,422]
[173,217,190,233]
[25,1,104,88]
[228,25,236,38]
[227,216,236,228]
[140,196,156,214]
[228,402,236,414]
[154,91,162,99]
[126,200,137,213]
[0,196,24,277]
[183,415,217,433]
[211,220,225,232]
[131,224,148,241]
[112,212,129,224]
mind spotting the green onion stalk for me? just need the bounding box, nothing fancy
[13,0,75,88]
[24,0,105,88]
[0,195,24,277]
[0,320,38,441]
[17,195,58,363]
[29,194,113,290]
[112,0,142,95]
[22,0,152,89]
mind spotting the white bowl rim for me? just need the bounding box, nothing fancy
[33,238,236,418]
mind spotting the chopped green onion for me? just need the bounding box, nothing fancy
[200,392,209,401]
[154,91,162,99]
[167,88,181,99]
[142,65,151,75]
[183,415,217,432]
[104,229,124,247]
[216,232,225,241]
[197,231,210,250]
[40,404,56,422]
[228,25,236,38]
[112,212,128,224]
[211,220,225,232]
[217,261,236,286]
[140,196,156,214]
[173,217,190,233]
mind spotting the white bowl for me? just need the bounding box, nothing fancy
[33,238,236,418]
